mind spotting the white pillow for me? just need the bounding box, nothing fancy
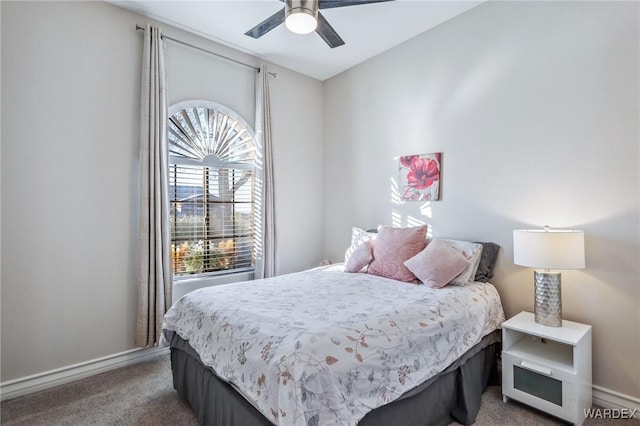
[344,227,376,272]
[345,240,373,273]
[441,239,483,285]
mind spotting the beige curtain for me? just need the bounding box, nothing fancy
[255,65,277,279]
[136,25,172,347]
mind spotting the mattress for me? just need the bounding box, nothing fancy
[161,265,505,426]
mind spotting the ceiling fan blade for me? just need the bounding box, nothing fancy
[245,8,286,38]
[319,0,395,10]
[315,12,345,48]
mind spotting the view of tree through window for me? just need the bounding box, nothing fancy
[167,102,257,277]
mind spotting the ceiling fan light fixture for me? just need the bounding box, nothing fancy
[285,0,318,34]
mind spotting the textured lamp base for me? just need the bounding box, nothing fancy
[534,271,562,327]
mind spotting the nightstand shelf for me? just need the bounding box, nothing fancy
[502,311,592,426]
[507,337,573,371]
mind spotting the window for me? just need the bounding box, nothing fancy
[167,101,257,278]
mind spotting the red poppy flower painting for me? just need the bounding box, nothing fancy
[399,153,441,201]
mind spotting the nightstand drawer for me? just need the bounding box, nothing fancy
[503,352,581,422]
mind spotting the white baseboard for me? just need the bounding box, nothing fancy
[0,346,170,401]
[592,385,640,418]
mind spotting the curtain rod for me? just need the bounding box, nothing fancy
[135,25,276,77]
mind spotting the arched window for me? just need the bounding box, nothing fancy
[167,100,257,277]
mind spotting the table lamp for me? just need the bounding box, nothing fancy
[513,227,585,327]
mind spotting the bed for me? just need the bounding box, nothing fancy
[161,253,505,426]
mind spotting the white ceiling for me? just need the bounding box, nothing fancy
[110,0,483,81]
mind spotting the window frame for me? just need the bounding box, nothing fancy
[167,100,259,281]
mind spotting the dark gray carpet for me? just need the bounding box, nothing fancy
[2,353,638,425]
[1,353,197,426]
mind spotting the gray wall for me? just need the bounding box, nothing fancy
[0,0,324,381]
[323,1,639,400]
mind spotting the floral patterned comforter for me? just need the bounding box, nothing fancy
[161,265,505,426]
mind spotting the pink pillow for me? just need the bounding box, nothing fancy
[404,239,470,288]
[367,225,428,283]
[345,240,373,273]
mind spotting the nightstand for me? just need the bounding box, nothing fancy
[502,311,592,426]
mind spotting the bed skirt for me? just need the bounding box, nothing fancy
[165,329,500,426]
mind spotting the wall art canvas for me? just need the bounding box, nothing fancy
[399,152,442,201]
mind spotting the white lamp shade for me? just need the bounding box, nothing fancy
[285,11,317,34]
[513,229,585,270]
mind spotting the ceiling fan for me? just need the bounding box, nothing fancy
[245,0,395,49]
